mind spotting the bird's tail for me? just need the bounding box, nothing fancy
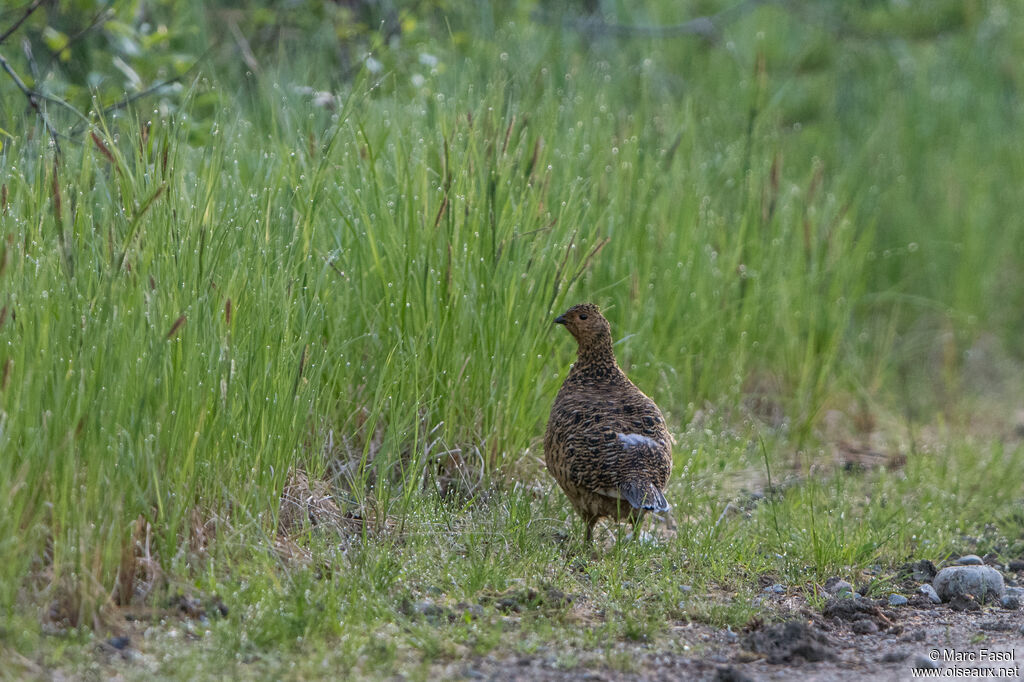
[620,480,670,512]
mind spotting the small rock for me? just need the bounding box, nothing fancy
[913,654,940,670]
[1019,623,1024,636]
[824,578,854,596]
[1007,559,1024,572]
[1006,586,1024,599]
[763,583,786,594]
[999,594,1020,610]
[918,584,942,604]
[107,636,131,650]
[933,566,1005,603]
[956,554,984,566]
[679,585,693,593]
[852,619,879,635]
[888,594,908,606]
[982,553,1000,566]
[948,594,981,612]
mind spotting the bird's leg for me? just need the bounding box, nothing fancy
[585,517,596,545]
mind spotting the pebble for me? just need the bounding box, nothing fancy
[764,583,786,594]
[918,584,942,604]
[913,654,940,670]
[107,636,131,650]
[999,594,1020,610]
[933,566,1005,603]
[679,585,693,593]
[888,594,908,606]
[1008,559,1024,572]
[956,554,984,566]
[824,577,854,596]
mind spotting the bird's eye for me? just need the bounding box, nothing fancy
[578,313,588,320]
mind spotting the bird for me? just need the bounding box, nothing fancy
[544,303,672,544]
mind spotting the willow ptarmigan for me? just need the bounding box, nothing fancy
[544,303,672,543]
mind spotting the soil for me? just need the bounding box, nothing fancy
[439,599,1024,681]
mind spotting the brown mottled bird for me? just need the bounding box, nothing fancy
[544,303,672,544]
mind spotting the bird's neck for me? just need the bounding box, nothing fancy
[571,334,619,379]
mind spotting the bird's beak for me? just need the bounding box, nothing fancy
[554,315,566,325]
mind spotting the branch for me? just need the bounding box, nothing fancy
[0,0,44,47]
[228,19,261,74]
[0,50,61,153]
[69,48,210,137]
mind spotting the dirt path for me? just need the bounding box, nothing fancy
[441,603,1024,681]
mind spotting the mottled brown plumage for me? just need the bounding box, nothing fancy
[544,303,672,544]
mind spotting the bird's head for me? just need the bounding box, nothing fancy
[554,303,611,344]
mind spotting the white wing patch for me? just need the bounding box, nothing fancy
[617,432,661,449]
[595,487,625,500]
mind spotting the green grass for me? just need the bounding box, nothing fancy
[2,0,1024,677]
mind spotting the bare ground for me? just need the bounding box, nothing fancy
[437,599,1024,681]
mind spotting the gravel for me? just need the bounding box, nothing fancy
[955,554,984,566]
